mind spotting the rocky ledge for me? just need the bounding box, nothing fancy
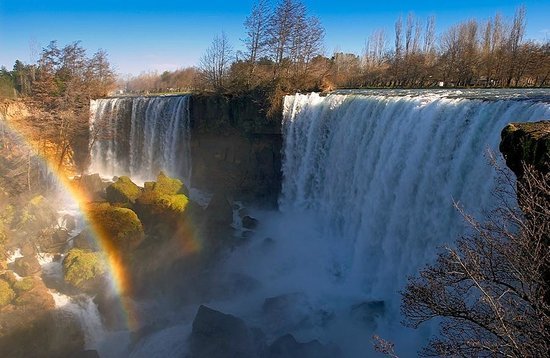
[500,120,550,177]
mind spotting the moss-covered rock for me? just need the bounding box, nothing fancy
[154,172,183,195]
[85,202,144,251]
[106,176,141,204]
[0,279,15,307]
[14,196,57,234]
[136,173,189,216]
[63,248,106,290]
[500,121,550,177]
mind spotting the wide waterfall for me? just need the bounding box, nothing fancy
[89,95,191,184]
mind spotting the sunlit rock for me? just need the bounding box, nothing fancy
[62,248,106,291]
[106,175,141,204]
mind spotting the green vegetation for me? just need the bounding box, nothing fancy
[62,248,106,289]
[0,279,15,307]
[106,176,142,204]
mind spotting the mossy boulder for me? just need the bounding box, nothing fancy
[63,248,106,290]
[154,172,184,195]
[85,203,144,251]
[136,173,190,216]
[0,279,15,307]
[106,176,141,204]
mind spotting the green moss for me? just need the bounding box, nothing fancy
[106,176,141,204]
[154,172,183,195]
[0,279,15,307]
[138,191,189,215]
[13,277,35,293]
[86,202,144,250]
[62,248,106,289]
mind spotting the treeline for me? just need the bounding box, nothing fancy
[0,41,116,171]
[192,1,548,93]
[119,67,200,94]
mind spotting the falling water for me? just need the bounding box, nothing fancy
[89,95,191,184]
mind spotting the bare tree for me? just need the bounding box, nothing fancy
[199,32,234,91]
[243,0,271,78]
[402,160,550,357]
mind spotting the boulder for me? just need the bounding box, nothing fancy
[73,173,107,201]
[242,215,258,230]
[135,173,190,217]
[72,229,99,251]
[267,334,339,358]
[13,255,41,276]
[106,176,141,204]
[85,202,144,251]
[189,305,265,358]
[62,248,106,291]
[350,300,385,328]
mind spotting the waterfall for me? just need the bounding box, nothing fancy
[280,92,550,295]
[89,95,191,184]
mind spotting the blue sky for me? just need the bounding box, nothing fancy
[0,0,548,75]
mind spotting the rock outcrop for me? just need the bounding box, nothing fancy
[500,121,550,177]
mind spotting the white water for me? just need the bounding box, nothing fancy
[89,95,192,185]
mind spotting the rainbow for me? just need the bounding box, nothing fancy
[1,106,201,331]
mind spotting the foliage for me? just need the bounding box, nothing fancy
[0,279,15,307]
[106,176,141,204]
[401,163,550,357]
[62,248,106,289]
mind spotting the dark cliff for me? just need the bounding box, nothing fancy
[500,121,550,177]
[189,93,282,206]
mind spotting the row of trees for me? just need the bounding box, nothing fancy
[193,2,548,93]
[1,41,116,171]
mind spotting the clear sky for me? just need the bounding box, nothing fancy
[0,0,548,76]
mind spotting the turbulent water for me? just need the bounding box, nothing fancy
[87,90,550,357]
[89,95,192,184]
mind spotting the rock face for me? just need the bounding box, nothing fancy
[500,121,550,177]
[189,305,265,358]
[188,305,340,358]
[189,93,282,206]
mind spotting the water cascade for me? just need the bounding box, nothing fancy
[89,95,191,183]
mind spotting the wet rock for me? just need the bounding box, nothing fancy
[13,255,41,276]
[242,215,258,230]
[60,214,77,232]
[190,305,265,358]
[500,121,550,178]
[350,300,385,328]
[267,334,339,358]
[73,173,108,201]
[72,229,99,251]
